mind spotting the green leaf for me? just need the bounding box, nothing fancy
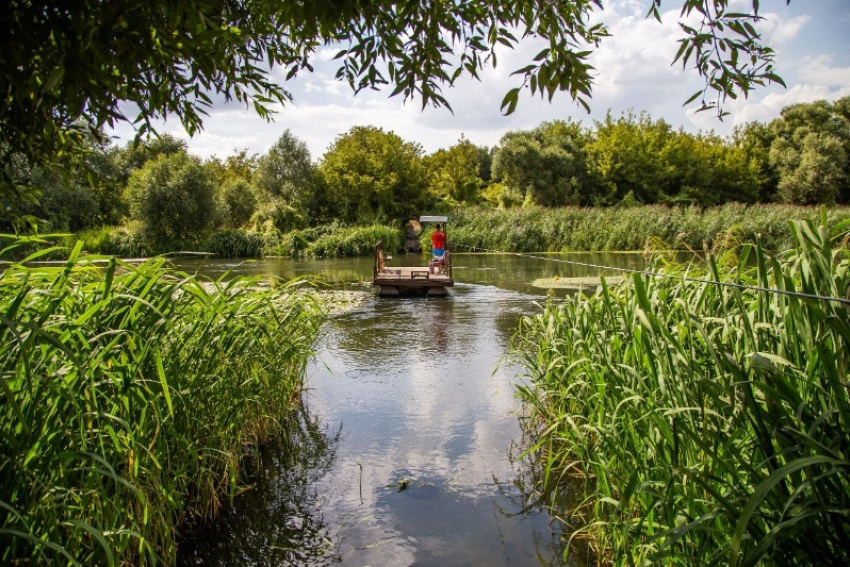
[500,87,520,115]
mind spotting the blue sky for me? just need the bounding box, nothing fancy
[110,0,850,161]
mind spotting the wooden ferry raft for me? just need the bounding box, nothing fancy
[372,242,453,297]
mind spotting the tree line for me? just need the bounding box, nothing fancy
[3,97,848,244]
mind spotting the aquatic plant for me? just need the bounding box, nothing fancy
[516,212,850,564]
[450,204,850,253]
[203,229,264,258]
[306,225,402,257]
[0,237,326,564]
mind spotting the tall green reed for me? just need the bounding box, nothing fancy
[515,212,850,565]
[305,225,402,257]
[451,204,850,252]
[0,237,326,564]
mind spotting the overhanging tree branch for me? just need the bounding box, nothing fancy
[1,0,788,207]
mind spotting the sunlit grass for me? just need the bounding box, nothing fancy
[515,211,850,565]
[452,204,850,252]
[0,236,326,564]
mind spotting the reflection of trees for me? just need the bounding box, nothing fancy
[493,310,526,350]
[178,400,342,566]
[492,411,599,566]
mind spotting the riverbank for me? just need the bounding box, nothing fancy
[515,214,850,564]
[0,238,327,565]
[39,204,850,261]
[448,203,850,252]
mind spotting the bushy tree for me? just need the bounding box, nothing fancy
[771,133,847,205]
[1,128,125,231]
[733,121,779,202]
[256,130,315,203]
[768,99,850,204]
[425,139,485,205]
[206,150,258,185]
[585,112,674,205]
[661,131,760,206]
[318,126,430,223]
[473,145,494,184]
[35,171,99,232]
[126,153,216,241]
[492,120,592,207]
[216,178,258,229]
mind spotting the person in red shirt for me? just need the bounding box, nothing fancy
[431,224,446,256]
[430,224,446,273]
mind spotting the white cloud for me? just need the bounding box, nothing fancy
[759,12,809,46]
[737,84,850,125]
[798,54,850,88]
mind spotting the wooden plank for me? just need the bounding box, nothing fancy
[373,264,453,290]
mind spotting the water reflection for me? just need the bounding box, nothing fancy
[170,253,656,566]
[167,250,656,299]
[178,402,342,565]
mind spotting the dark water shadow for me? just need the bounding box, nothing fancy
[492,412,602,567]
[177,401,342,566]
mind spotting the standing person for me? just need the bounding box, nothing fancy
[431,223,446,257]
[430,224,446,273]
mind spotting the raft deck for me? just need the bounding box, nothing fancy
[372,243,453,296]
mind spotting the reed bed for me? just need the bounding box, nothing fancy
[203,229,265,258]
[515,212,850,565]
[0,237,326,565]
[67,223,402,259]
[452,204,850,252]
[304,225,402,257]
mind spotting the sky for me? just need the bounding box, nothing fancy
[109,0,850,161]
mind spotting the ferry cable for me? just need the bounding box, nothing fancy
[451,243,850,307]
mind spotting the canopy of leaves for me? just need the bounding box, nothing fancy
[768,98,850,205]
[2,0,786,208]
[318,126,430,224]
[425,139,486,206]
[126,153,216,241]
[256,130,315,203]
[492,120,592,206]
[217,178,258,230]
[584,112,765,206]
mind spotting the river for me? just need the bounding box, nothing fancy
[175,252,648,566]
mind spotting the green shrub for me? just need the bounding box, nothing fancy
[204,229,264,258]
[216,178,258,229]
[126,153,216,241]
[71,223,153,257]
[307,225,402,257]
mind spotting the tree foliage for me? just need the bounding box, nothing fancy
[768,98,850,205]
[425,139,486,206]
[585,113,672,205]
[126,153,216,241]
[256,130,315,203]
[318,126,430,223]
[206,150,259,186]
[216,178,259,230]
[733,121,779,202]
[493,120,592,207]
[2,0,788,209]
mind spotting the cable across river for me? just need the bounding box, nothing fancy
[451,243,850,307]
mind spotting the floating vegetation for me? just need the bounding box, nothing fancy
[386,477,414,492]
[531,275,625,290]
[320,290,371,314]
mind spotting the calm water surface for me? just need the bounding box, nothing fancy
[176,252,647,566]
